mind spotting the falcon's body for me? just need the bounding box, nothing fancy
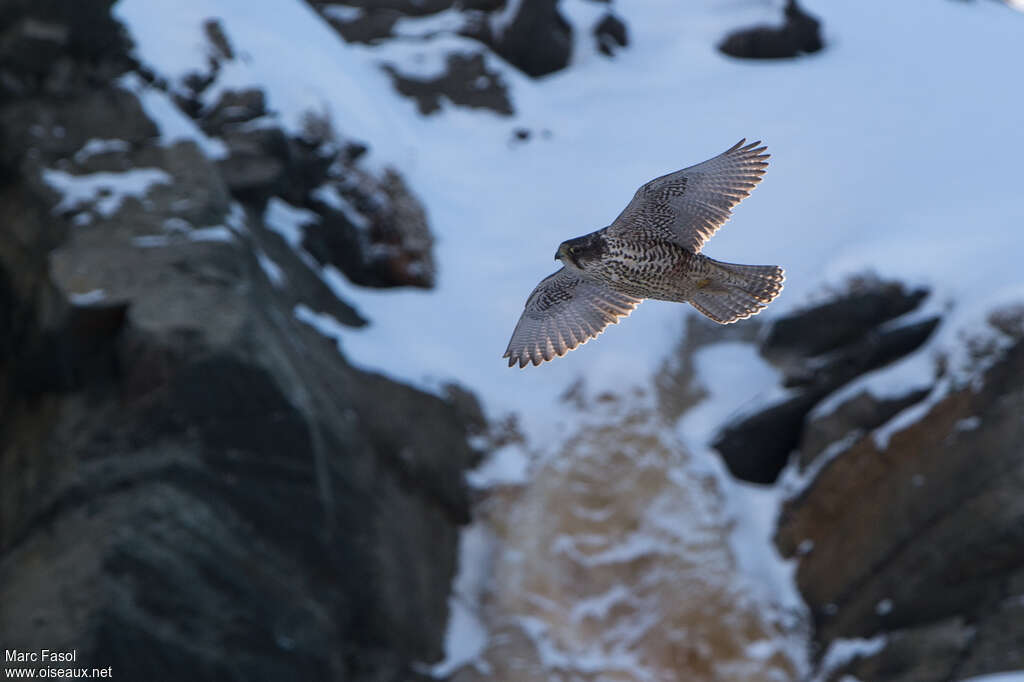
[557,230,712,301]
[504,139,785,368]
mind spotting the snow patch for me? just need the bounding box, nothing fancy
[189,226,234,242]
[73,138,130,163]
[257,250,287,287]
[69,289,107,305]
[43,168,172,218]
[320,4,362,23]
[294,304,346,353]
[264,197,318,249]
[677,341,788,447]
[311,183,369,229]
[779,430,861,501]
[428,523,493,678]
[119,73,229,159]
[465,443,530,488]
[815,636,887,682]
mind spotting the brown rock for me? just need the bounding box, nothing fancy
[777,330,1024,663]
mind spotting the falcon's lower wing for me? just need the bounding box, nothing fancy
[504,268,641,368]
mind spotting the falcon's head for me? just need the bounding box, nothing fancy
[555,232,606,272]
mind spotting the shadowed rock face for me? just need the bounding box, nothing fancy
[0,3,477,680]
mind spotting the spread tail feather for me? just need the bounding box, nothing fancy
[689,259,784,324]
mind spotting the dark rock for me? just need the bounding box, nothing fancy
[719,0,824,60]
[713,392,819,483]
[713,305,938,484]
[788,317,940,391]
[0,87,158,171]
[0,0,132,97]
[594,13,628,56]
[956,596,1024,677]
[762,279,928,362]
[383,52,514,117]
[202,18,234,61]
[303,169,436,289]
[343,142,368,162]
[12,299,130,396]
[483,0,573,77]
[217,154,287,201]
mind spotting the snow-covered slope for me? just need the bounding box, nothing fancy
[114,0,1024,430]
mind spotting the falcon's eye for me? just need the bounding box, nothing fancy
[569,246,578,255]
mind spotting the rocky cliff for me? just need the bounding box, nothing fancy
[0,2,477,680]
[2,1,1022,681]
[693,278,1024,681]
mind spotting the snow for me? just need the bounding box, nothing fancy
[815,636,887,682]
[392,9,468,40]
[294,304,346,354]
[119,73,229,159]
[955,416,981,432]
[678,342,787,445]
[257,250,287,287]
[674,340,805,618]
[779,429,861,500]
[188,226,235,242]
[319,5,362,23]
[465,443,531,488]
[42,167,171,218]
[959,674,1024,682]
[310,183,368,229]
[73,138,130,163]
[263,198,317,250]
[428,522,493,677]
[69,289,107,305]
[112,0,1024,676]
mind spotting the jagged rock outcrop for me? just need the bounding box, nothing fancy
[777,311,1024,681]
[0,3,477,681]
[680,274,1024,680]
[311,0,578,84]
[713,279,937,483]
[381,53,514,117]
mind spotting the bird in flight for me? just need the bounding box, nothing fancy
[504,139,784,368]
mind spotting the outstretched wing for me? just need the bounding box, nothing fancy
[504,268,641,368]
[608,139,769,253]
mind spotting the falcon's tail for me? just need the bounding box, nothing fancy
[689,258,784,324]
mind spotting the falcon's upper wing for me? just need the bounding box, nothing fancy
[504,268,641,368]
[608,139,769,253]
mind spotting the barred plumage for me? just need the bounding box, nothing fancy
[504,139,784,368]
